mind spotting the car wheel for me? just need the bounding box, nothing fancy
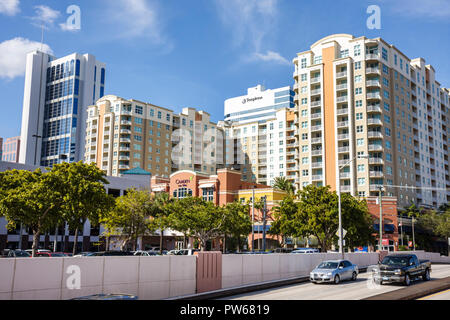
[404,274,411,286]
[352,272,357,281]
[422,269,431,281]
[334,275,340,284]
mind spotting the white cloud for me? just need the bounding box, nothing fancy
[382,0,450,18]
[0,0,20,16]
[108,0,169,44]
[31,5,60,28]
[215,0,288,65]
[251,51,290,65]
[0,38,53,80]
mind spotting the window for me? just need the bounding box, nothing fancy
[355,88,362,95]
[354,61,361,70]
[202,188,214,202]
[356,100,363,108]
[357,164,365,172]
[135,106,143,115]
[173,188,193,199]
[382,48,388,61]
[354,45,361,56]
[355,75,362,83]
[356,125,363,133]
[356,113,363,120]
[357,138,364,146]
[358,178,366,186]
[301,58,307,68]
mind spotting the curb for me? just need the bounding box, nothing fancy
[363,276,450,300]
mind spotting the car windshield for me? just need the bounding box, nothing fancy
[382,256,409,266]
[317,262,338,269]
[51,253,66,257]
[15,251,30,257]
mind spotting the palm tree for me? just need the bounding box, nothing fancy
[404,203,422,251]
[273,177,295,196]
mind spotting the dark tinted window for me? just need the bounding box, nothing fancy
[344,261,352,268]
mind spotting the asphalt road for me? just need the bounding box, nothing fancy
[222,264,450,300]
[418,288,450,300]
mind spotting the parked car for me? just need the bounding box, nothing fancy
[176,249,200,256]
[72,294,138,300]
[6,250,31,258]
[88,251,134,256]
[292,248,320,254]
[73,252,92,257]
[25,249,51,255]
[167,250,179,255]
[372,254,431,286]
[310,260,358,284]
[35,252,68,257]
[133,250,159,256]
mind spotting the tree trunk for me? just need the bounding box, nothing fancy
[160,228,163,255]
[223,234,226,254]
[237,235,241,253]
[32,230,40,257]
[73,227,79,256]
[53,224,58,252]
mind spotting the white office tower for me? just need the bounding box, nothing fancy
[19,50,106,166]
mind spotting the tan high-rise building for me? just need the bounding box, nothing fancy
[293,34,450,208]
[84,95,223,177]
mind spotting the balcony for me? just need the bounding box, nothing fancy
[119,146,130,152]
[120,129,132,134]
[338,134,349,140]
[367,92,381,100]
[336,83,348,91]
[311,100,322,107]
[338,146,350,153]
[370,171,384,177]
[120,138,131,143]
[368,158,384,165]
[336,96,348,103]
[367,118,382,126]
[311,162,323,169]
[311,149,323,156]
[311,89,321,96]
[368,131,383,139]
[367,105,382,113]
[312,175,323,181]
[366,80,381,87]
[369,185,383,192]
[336,108,349,115]
[338,160,350,166]
[121,120,132,126]
[287,166,299,171]
[337,170,351,178]
[340,185,351,192]
[366,53,380,60]
[311,112,322,119]
[119,156,130,161]
[311,77,321,84]
[368,144,383,151]
[311,125,323,132]
[337,121,349,128]
[366,68,380,74]
[336,71,347,78]
[311,137,322,144]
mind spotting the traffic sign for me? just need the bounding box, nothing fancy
[336,229,347,238]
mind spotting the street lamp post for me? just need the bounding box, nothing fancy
[251,187,255,253]
[338,154,368,259]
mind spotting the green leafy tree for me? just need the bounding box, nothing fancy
[273,177,295,196]
[168,197,226,251]
[101,188,153,251]
[0,169,63,256]
[222,201,252,252]
[52,162,115,255]
[270,195,299,247]
[149,192,172,254]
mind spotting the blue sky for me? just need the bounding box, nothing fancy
[0,0,449,139]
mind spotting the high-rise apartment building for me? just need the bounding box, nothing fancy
[1,136,20,163]
[85,95,223,177]
[293,34,450,208]
[19,50,106,167]
[220,85,295,186]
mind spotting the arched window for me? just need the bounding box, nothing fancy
[173,188,192,199]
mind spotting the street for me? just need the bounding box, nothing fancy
[222,264,450,300]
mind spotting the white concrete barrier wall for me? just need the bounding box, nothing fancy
[222,252,380,289]
[0,256,196,300]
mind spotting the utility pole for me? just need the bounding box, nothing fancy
[18,224,23,250]
[378,186,383,252]
[251,187,255,252]
[412,216,416,251]
[262,196,267,252]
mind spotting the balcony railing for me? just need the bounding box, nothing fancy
[311,101,322,107]
[336,71,347,78]
[336,96,348,103]
[367,105,382,113]
[368,144,383,151]
[311,112,322,119]
[312,175,323,181]
[367,118,382,125]
[367,92,381,99]
[338,134,349,140]
[311,125,323,132]
[337,121,349,128]
[336,84,348,91]
[336,108,349,115]
[338,146,350,153]
[366,68,380,74]
[311,162,323,169]
[311,149,323,156]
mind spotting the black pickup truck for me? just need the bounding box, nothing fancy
[372,254,431,286]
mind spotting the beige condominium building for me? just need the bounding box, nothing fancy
[84,95,223,177]
[293,34,450,209]
[219,85,296,186]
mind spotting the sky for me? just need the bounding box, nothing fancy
[0,0,450,139]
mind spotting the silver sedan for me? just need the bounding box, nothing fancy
[310,260,359,284]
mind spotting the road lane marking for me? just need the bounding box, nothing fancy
[417,289,450,300]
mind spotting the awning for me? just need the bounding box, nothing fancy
[199,183,215,189]
[152,187,166,192]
